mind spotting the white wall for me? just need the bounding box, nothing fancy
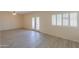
[24,11,79,42]
[0,12,23,31]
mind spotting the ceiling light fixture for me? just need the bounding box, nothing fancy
[12,11,16,15]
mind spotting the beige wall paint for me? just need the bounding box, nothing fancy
[24,11,79,42]
[0,12,23,31]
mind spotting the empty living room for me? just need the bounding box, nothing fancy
[0,11,79,48]
[1,0,79,59]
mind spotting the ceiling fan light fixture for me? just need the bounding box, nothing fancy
[12,11,16,15]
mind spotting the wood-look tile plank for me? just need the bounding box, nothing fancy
[0,29,79,48]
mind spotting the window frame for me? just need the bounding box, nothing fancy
[52,12,78,27]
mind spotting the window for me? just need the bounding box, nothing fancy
[70,13,77,27]
[36,17,40,30]
[63,13,69,26]
[32,17,35,29]
[57,14,62,26]
[52,12,78,27]
[52,15,56,25]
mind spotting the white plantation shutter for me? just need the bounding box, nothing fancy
[70,13,77,27]
[63,13,69,26]
[52,15,56,25]
[57,14,62,26]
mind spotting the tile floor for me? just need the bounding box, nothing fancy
[0,29,79,48]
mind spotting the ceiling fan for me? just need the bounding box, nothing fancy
[12,11,16,15]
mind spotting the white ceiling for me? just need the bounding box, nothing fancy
[10,11,78,14]
[15,11,32,14]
